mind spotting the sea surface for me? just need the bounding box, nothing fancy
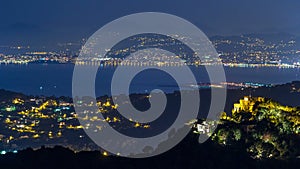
[0,64,299,97]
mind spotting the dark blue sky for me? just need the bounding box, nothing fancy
[1,0,300,47]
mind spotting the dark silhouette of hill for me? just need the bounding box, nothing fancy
[1,82,300,168]
[0,89,26,101]
[0,132,299,169]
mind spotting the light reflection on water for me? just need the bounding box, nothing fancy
[0,64,299,96]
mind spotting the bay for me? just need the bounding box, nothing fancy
[0,64,299,97]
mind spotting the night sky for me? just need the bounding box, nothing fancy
[0,0,300,47]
